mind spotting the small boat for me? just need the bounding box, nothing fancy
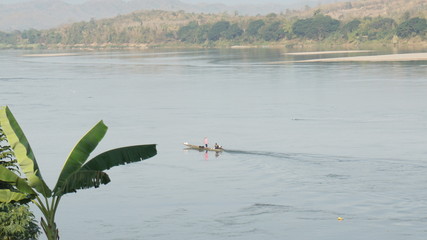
[183,142,224,152]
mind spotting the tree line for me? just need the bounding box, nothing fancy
[0,10,426,48]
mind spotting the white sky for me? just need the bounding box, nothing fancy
[179,0,306,3]
[2,0,330,5]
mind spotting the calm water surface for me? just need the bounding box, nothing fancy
[1,48,427,239]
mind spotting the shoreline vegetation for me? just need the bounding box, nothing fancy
[2,38,427,52]
[0,3,426,51]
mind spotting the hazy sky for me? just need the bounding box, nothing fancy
[179,0,308,4]
[2,0,327,5]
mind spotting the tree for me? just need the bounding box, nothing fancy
[0,31,21,45]
[292,15,340,40]
[223,23,243,40]
[369,17,395,30]
[207,21,230,41]
[342,19,361,33]
[260,21,285,41]
[364,17,396,39]
[194,24,210,43]
[246,19,265,37]
[1,127,40,240]
[21,29,42,44]
[292,18,313,38]
[396,17,427,38]
[0,106,157,240]
[177,21,200,42]
[312,14,340,39]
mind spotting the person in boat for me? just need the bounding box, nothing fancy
[214,143,222,149]
[204,137,208,148]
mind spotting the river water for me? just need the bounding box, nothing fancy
[1,48,427,239]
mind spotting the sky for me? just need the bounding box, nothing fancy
[2,0,331,5]
[179,0,310,3]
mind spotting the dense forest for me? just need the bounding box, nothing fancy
[0,9,426,49]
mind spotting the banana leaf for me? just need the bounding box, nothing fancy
[82,144,157,171]
[0,165,36,195]
[0,106,51,197]
[0,190,34,204]
[56,144,157,196]
[0,166,36,203]
[55,170,111,195]
[53,121,107,195]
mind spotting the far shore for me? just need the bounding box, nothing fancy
[284,50,374,55]
[275,52,427,63]
[15,48,427,63]
[22,53,77,57]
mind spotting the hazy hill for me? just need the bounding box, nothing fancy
[295,0,427,20]
[1,0,425,32]
[0,0,189,31]
[0,0,297,31]
[1,2,426,49]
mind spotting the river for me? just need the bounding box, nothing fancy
[1,48,427,239]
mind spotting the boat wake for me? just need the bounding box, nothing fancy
[224,149,421,168]
[223,149,362,163]
[224,149,294,159]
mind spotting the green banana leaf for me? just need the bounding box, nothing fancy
[0,166,36,203]
[0,166,36,195]
[0,165,20,183]
[55,170,111,195]
[56,144,157,196]
[53,121,108,195]
[0,190,33,204]
[82,144,157,171]
[0,106,51,197]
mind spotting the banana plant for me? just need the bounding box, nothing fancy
[0,106,157,240]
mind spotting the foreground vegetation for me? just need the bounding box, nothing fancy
[1,128,40,240]
[0,106,157,239]
[0,7,426,49]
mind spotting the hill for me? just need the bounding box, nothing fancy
[1,0,426,49]
[2,0,426,32]
[0,0,190,31]
[0,0,297,31]
[294,0,427,20]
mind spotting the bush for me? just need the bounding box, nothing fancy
[0,203,40,240]
[207,21,230,41]
[292,15,340,40]
[396,17,427,38]
[260,21,285,41]
[1,128,40,240]
[246,19,265,37]
[342,19,361,33]
[223,23,243,40]
[177,21,199,42]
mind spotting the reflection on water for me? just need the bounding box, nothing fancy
[1,48,427,240]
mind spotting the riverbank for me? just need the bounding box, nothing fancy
[268,51,427,64]
[286,52,427,63]
[22,53,78,57]
[284,50,374,56]
[1,36,427,51]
